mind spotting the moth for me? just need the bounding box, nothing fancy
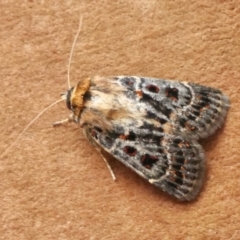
[56,75,229,201]
[2,17,229,201]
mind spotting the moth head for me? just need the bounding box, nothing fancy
[64,87,75,111]
[62,78,91,122]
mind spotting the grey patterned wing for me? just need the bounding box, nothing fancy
[115,76,229,140]
[85,126,205,201]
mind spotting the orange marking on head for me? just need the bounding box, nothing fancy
[71,78,91,117]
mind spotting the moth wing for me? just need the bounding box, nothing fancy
[85,126,205,201]
[115,76,229,139]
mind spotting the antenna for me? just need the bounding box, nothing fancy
[67,15,83,89]
[1,98,64,159]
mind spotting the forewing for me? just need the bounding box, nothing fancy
[79,76,230,200]
[85,126,205,201]
[114,76,229,139]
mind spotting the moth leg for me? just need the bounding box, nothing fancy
[53,114,75,127]
[84,128,116,181]
[98,149,116,181]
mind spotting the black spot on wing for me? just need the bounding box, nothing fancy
[124,146,137,156]
[141,154,159,169]
[146,84,160,93]
[165,87,179,101]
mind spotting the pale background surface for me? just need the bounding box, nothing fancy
[0,1,239,239]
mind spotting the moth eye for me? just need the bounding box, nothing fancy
[146,84,160,93]
[66,87,74,110]
[66,100,71,110]
[124,146,137,156]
